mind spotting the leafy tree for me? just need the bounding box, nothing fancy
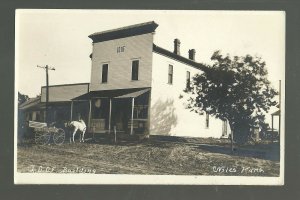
[185,51,278,144]
[18,92,29,105]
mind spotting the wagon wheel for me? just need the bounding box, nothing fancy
[53,128,65,145]
[35,129,51,145]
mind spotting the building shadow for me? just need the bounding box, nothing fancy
[150,98,178,136]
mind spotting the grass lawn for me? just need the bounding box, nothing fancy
[17,135,280,176]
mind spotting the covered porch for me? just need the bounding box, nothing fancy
[271,109,281,135]
[72,87,151,137]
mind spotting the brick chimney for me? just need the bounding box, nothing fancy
[174,39,181,55]
[188,49,196,61]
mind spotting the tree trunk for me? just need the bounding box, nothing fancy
[228,122,234,153]
[233,122,250,145]
[231,129,234,153]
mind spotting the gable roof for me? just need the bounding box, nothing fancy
[19,97,42,110]
[89,21,158,43]
[153,44,208,72]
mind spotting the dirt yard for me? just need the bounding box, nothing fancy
[17,136,280,176]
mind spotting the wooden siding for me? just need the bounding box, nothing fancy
[89,33,154,91]
[150,52,228,138]
[41,83,89,102]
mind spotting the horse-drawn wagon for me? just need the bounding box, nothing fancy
[28,121,66,145]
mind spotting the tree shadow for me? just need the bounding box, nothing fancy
[150,98,178,136]
[196,143,280,161]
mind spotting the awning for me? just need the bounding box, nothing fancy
[115,88,150,98]
[72,87,150,100]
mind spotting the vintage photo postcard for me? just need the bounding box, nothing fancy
[15,9,285,185]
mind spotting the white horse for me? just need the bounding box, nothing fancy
[65,120,87,143]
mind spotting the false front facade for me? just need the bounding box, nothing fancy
[41,21,230,138]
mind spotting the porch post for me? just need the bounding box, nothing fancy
[279,80,281,136]
[70,101,73,121]
[278,114,281,136]
[108,98,112,134]
[271,115,274,133]
[130,97,135,135]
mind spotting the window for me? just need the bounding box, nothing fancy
[205,113,209,128]
[186,71,191,89]
[133,105,149,119]
[29,113,32,120]
[168,65,173,84]
[131,60,139,80]
[222,120,228,136]
[102,64,108,83]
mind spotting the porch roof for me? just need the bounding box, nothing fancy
[271,110,280,116]
[72,87,150,100]
[19,96,43,110]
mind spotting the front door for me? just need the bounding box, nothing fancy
[90,98,109,133]
[111,99,131,133]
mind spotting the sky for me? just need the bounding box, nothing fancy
[15,10,285,127]
[16,10,285,96]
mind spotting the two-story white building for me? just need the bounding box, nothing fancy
[40,21,230,138]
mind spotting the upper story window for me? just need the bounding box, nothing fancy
[186,71,191,89]
[168,64,173,84]
[102,64,108,83]
[131,60,139,81]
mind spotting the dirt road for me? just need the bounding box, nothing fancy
[17,137,280,176]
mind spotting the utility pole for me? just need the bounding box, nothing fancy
[37,65,55,126]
